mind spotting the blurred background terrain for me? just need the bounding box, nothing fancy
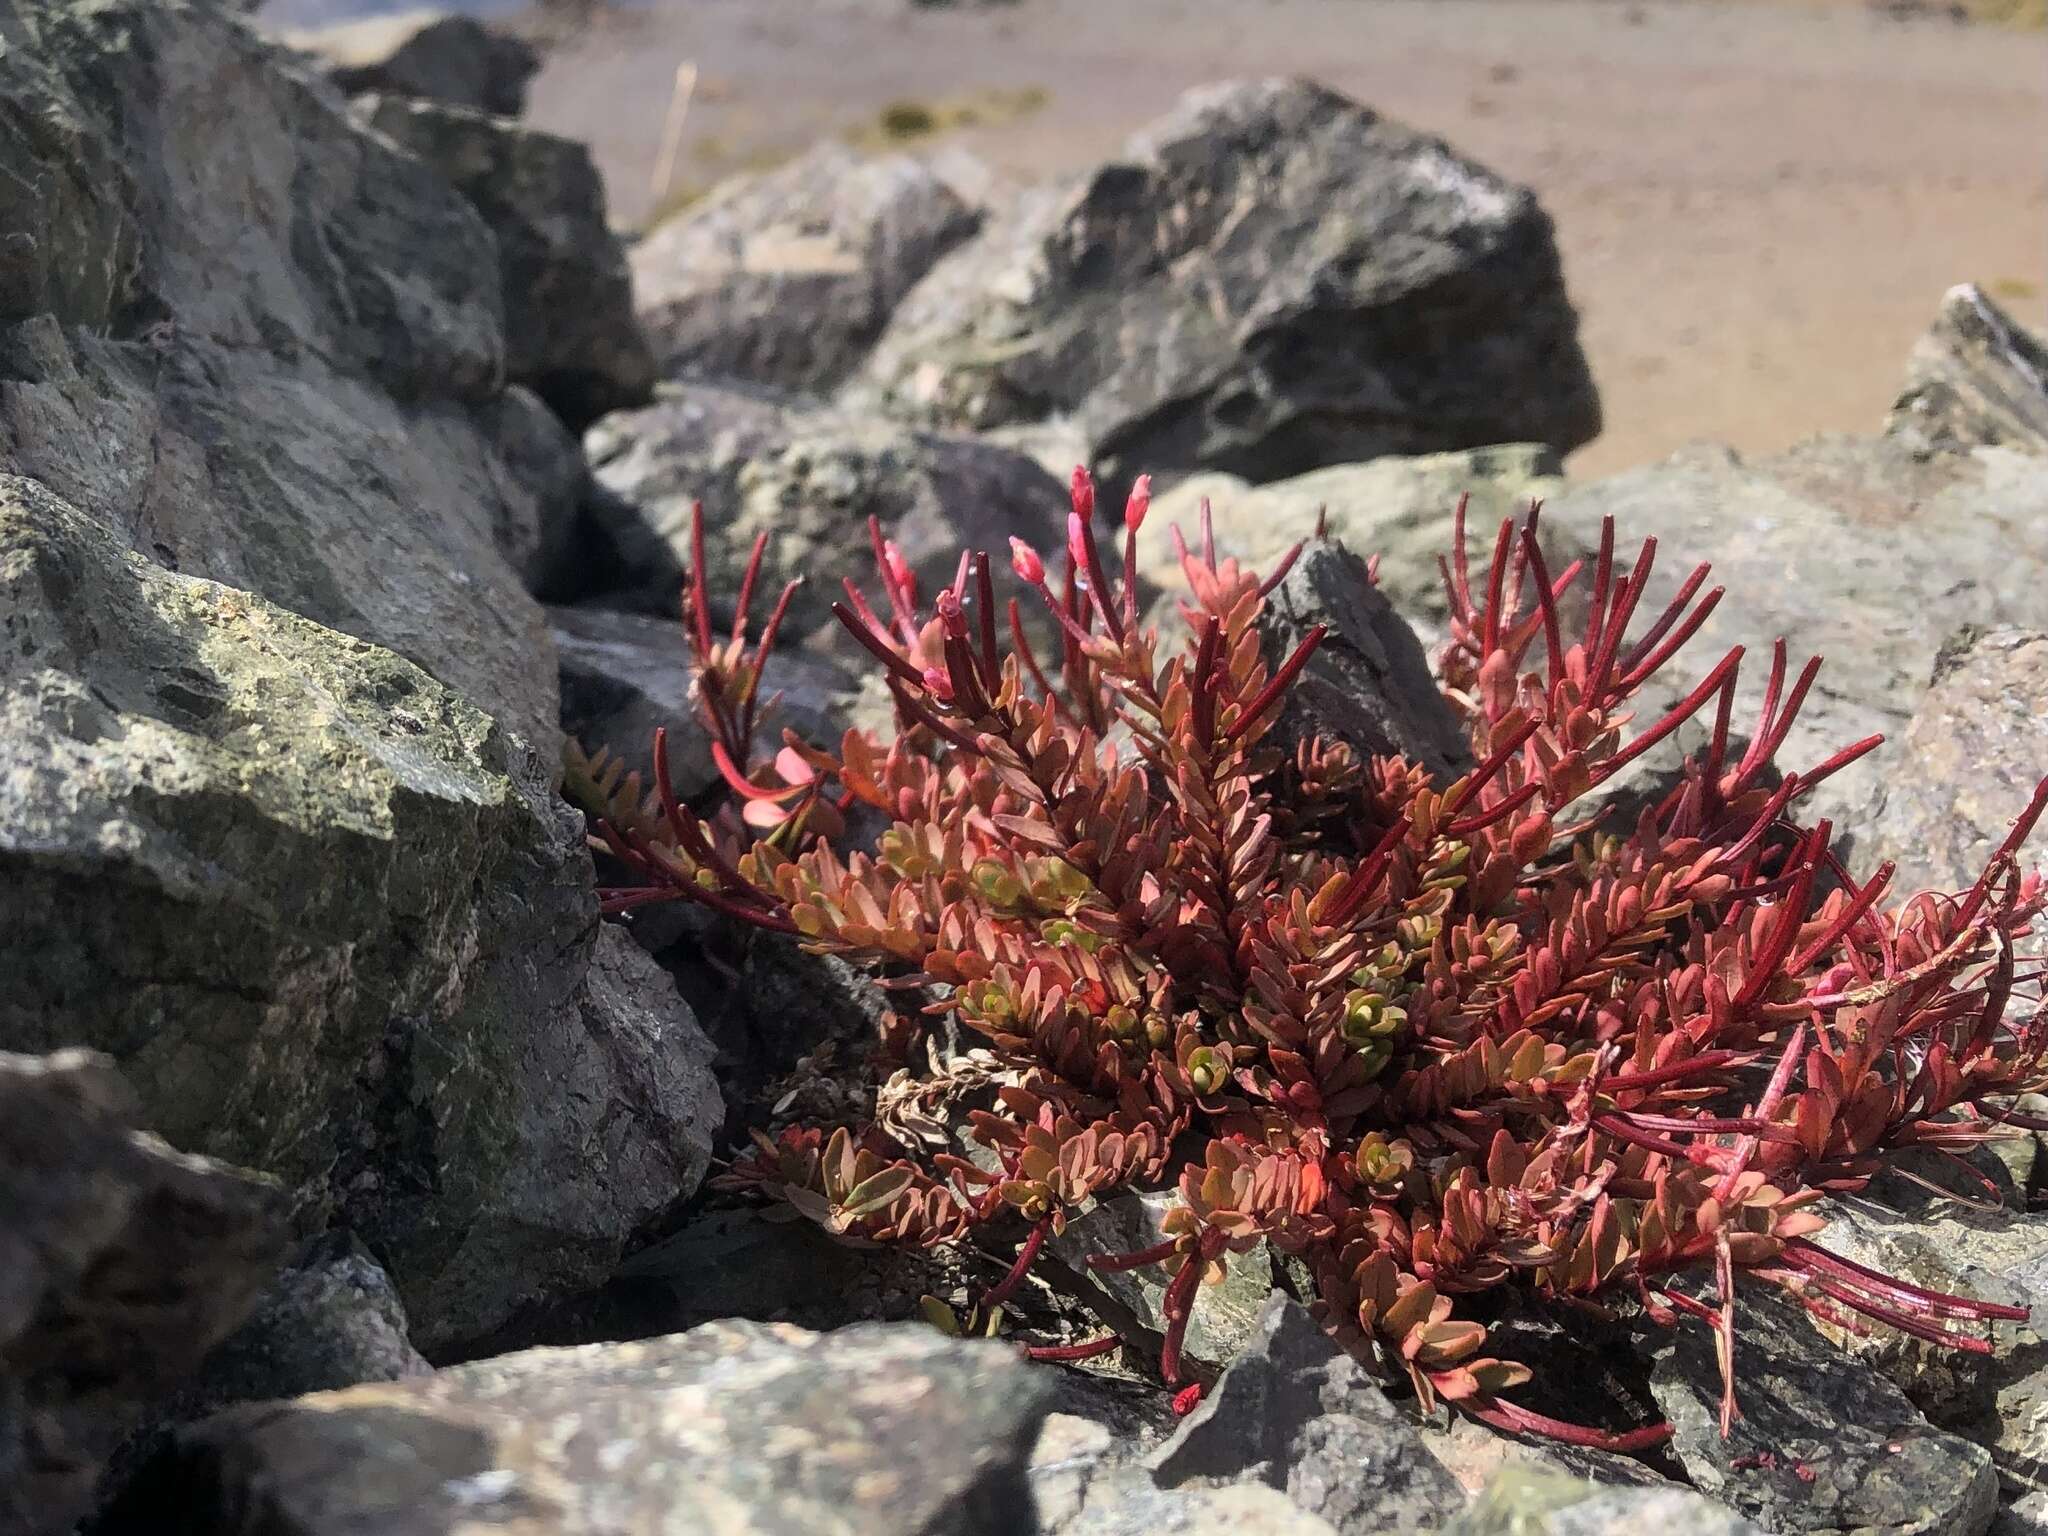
[261,0,2048,476]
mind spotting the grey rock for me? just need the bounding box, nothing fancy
[1539,436,2048,850]
[1027,1372,1180,1534]
[1444,1466,1762,1536]
[1143,444,1567,649]
[1646,1287,1998,1535]
[1863,627,2048,895]
[582,381,1068,644]
[1257,536,1475,784]
[1148,1295,1466,1536]
[0,1048,289,1536]
[1417,1414,1673,1498]
[285,10,541,116]
[850,78,1599,483]
[0,0,572,752]
[553,603,860,802]
[481,382,591,597]
[105,1232,431,1496]
[0,319,561,756]
[1046,1190,1276,1374]
[1889,284,2048,452]
[178,1232,434,1404]
[362,94,657,429]
[1064,1481,1342,1536]
[634,142,982,393]
[101,1319,1054,1535]
[0,0,501,397]
[0,482,719,1350]
[1805,1184,2048,1494]
[1998,1491,2048,1536]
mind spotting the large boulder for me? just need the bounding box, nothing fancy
[1889,283,2048,453]
[0,0,570,752]
[1142,444,1566,648]
[282,10,541,116]
[1538,434,2048,852]
[633,142,982,394]
[581,382,1068,644]
[102,1320,1054,1536]
[361,94,657,429]
[0,1048,290,1536]
[848,78,1600,484]
[0,481,721,1351]
[1862,627,2048,895]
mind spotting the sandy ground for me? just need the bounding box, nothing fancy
[334,0,2048,479]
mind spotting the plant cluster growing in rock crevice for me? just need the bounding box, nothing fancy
[588,468,2048,1449]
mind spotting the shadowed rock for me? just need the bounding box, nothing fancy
[0,1049,289,1536]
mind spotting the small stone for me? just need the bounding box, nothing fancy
[1147,1294,1466,1536]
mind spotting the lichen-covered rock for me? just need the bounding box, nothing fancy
[0,0,567,751]
[285,10,541,116]
[362,95,656,429]
[1539,436,2048,851]
[101,1320,1054,1536]
[1047,1191,1276,1372]
[1444,1467,1762,1536]
[0,1048,290,1536]
[1257,536,1474,785]
[1417,1414,1673,1498]
[1063,1482,1343,1536]
[850,78,1599,483]
[634,141,982,393]
[1144,445,1567,648]
[1862,627,2048,895]
[581,382,1067,643]
[1646,1288,1998,1535]
[1889,284,2048,453]
[1148,1295,1466,1536]
[0,481,719,1350]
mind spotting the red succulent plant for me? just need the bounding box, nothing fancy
[588,471,2048,1449]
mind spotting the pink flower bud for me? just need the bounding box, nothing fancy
[882,540,915,598]
[935,587,967,637]
[921,666,954,702]
[1069,465,1096,523]
[1009,537,1046,586]
[1123,474,1152,534]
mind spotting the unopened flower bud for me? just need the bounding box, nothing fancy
[1123,474,1152,534]
[921,666,954,701]
[1010,537,1046,585]
[1069,465,1096,523]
